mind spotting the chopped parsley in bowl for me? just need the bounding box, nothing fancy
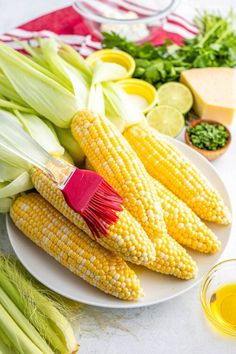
[187,122,229,151]
[185,120,231,161]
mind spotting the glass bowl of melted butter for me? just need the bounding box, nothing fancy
[200,259,236,336]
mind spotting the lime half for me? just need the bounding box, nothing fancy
[147,105,185,137]
[157,82,193,114]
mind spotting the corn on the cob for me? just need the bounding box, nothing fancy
[152,177,221,253]
[10,193,142,301]
[124,124,231,225]
[71,110,167,241]
[71,110,197,279]
[32,169,156,265]
[86,158,220,253]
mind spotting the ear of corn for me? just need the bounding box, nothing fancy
[10,193,143,301]
[31,169,156,265]
[124,124,231,225]
[71,110,197,280]
[151,177,221,253]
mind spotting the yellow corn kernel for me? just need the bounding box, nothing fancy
[32,169,156,265]
[10,193,143,301]
[71,111,197,280]
[124,124,231,225]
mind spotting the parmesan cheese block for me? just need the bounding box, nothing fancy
[180,68,236,124]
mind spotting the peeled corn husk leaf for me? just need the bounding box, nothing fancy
[0,98,34,113]
[0,110,49,168]
[55,126,85,166]
[0,328,15,354]
[0,172,33,199]
[0,257,78,354]
[0,160,25,182]
[102,83,126,131]
[92,60,127,84]
[0,303,44,354]
[0,197,12,213]
[59,42,92,78]
[0,287,54,354]
[15,111,64,157]
[61,150,74,165]
[0,73,27,105]
[0,43,79,128]
[39,38,90,107]
[18,40,49,69]
[103,82,144,131]
[88,83,105,116]
[0,145,31,172]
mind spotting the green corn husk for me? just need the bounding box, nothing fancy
[87,83,105,116]
[0,97,35,113]
[103,82,144,132]
[0,257,78,354]
[0,326,15,353]
[0,145,31,172]
[55,126,85,166]
[0,303,44,354]
[59,42,92,78]
[92,60,127,84]
[0,73,27,105]
[0,341,14,354]
[15,110,64,157]
[0,271,68,353]
[39,38,90,107]
[0,43,80,128]
[0,197,13,213]
[0,109,49,168]
[0,160,25,182]
[0,287,54,354]
[0,172,33,199]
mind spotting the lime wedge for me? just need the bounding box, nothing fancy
[157,82,193,114]
[146,105,185,137]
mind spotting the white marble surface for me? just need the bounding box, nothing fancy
[0,0,236,353]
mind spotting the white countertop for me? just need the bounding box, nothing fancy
[0,1,236,353]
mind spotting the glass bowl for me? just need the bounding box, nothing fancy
[73,0,180,42]
[200,259,236,336]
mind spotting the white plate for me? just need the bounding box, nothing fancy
[7,137,232,309]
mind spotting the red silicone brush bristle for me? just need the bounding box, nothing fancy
[62,169,123,238]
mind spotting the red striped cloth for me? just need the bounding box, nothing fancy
[0,5,198,55]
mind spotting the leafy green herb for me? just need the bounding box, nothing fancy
[102,12,236,88]
[188,122,229,150]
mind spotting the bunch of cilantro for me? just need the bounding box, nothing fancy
[102,12,236,88]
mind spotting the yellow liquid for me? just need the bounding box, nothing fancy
[210,283,236,331]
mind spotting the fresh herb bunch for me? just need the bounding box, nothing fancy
[102,12,236,88]
[188,122,229,150]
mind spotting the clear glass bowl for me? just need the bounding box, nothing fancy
[73,0,180,42]
[200,259,236,336]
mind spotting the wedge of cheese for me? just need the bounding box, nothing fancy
[180,68,236,124]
